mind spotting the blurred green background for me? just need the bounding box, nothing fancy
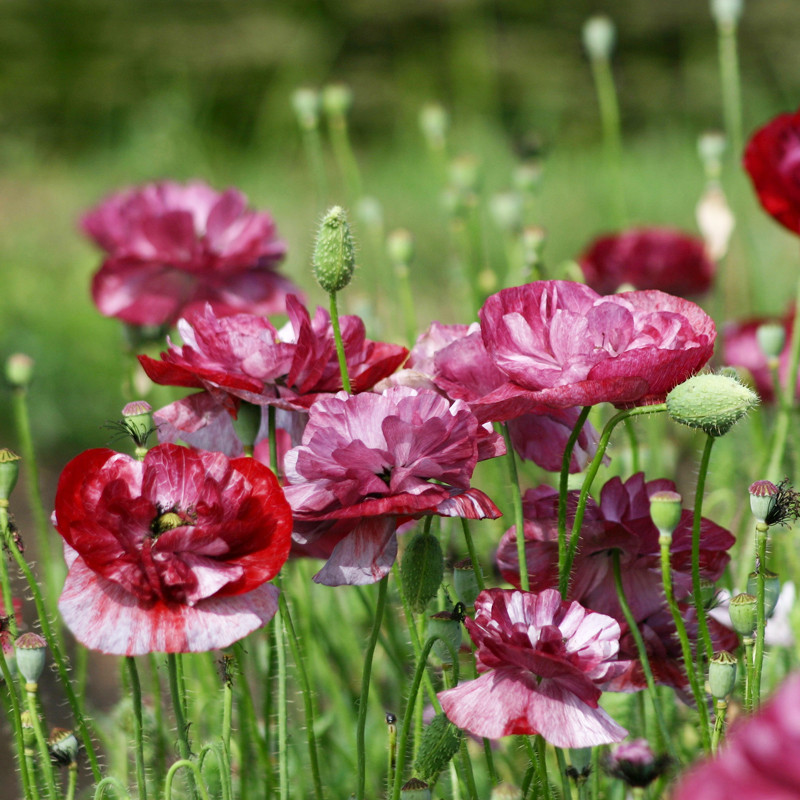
[2,0,800,469]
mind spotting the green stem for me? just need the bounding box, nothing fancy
[276,594,289,800]
[65,766,77,800]
[459,519,485,593]
[554,748,572,800]
[92,777,131,800]
[0,644,33,800]
[557,406,592,600]
[164,761,210,800]
[0,505,19,637]
[611,550,675,758]
[126,657,149,800]
[711,698,728,753]
[501,422,529,591]
[716,18,743,160]
[692,435,716,672]
[25,686,59,800]
[167,654,198,800]
[267,404,281,482]
[221,661,233,756]
[356,576,389,800]
[327,113,362,204]
[279,591,324,800]
[393,262,418,349]
[562,405,666,597]
[329,291,352,394]
[753,526,769,707]
[534,736,551,800]
[659,535,711,752]
[743,636,755,712]
[300,127,329,210]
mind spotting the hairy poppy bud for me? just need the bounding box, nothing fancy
[666,373,758,436]
[413,713,462,783]
[401,531,443,614]
[313,206,356,293]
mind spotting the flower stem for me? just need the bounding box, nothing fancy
[743,636,755,712]
[167,654,198,800]
[329,291,352,394]
[275,593,289,800]
[459,518,485,593]
[0,644,33,800]
[715,14,743,160]
[611,549,675,758]
[557,406,592,599]
[126,657,149,800]
[711,698,728,752]
[267,404,281,482]
[25,684,59,800]
[356,575,389,800]
[752,525,769,707]
[692,435,716,672]
[501,422,529,591]
[659,534,711,752]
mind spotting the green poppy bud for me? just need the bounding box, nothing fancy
[401,778,431,800]
[582,15,616,60]
[291,87,320,130]
[400,531,444,613]
[5,353,34,389]
[312,206,356,294]
[0,449,21,502]
[747,570,781,618]
[756,323,786,360]
[649,490,683,538]
[15,632,47,685]
[419,103,449,150]
[321,83,353,118]
[413,713,462,782]
[48,728,80,767]
[387,229,415,267]
[708,650,737,699]
[452,559,481,608]
[728,592,757,636]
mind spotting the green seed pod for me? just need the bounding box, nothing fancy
[428,609,463,665]
[5,353,34,389]
[401,778,432,800]
[756,323,786,360]
[312,206,356,294]
[582,15,616,60]
[708,651,737,699]
[666,373,759,437]
[48,728,80,767]
[413,713,462,782]
[728,592,757,636]
[0,449,21,502]
[749,480,779,524]
[452,559,481,608]
[400,531,444,614]
[649,490,683,537]
[15,632,47,685]
[747,570,781,618]
[231,401,262,449]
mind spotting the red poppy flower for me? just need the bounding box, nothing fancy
[578,228,715,296]
[744,106,800,235]
[474,281,716,421]
[283,387,502,586]
[53,444,292,655]
[438,588,628,747]
[82,180,300,326]
[673,672,800,799]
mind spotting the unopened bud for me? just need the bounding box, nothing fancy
[582,16,616,60]
[711,0,743,27]
[419,104,449,150]
[728,592,757,636]
[697,131,726,179]
[413,713,462,782]
[649,491,683,537]
[708,650,738,698]
[452,559,481,607]
[666,373,759,437]
[5,353,34,389]
[15,632,46,685]
[696,185,735,261]
[401,532,444,613]
[756,323,786,360]
[387,229,415,266]
[48,728,79,766]
[313,206,356,293]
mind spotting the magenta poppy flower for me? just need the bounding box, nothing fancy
[474,281,716,421]
[82,180,300,326]
[744,106,800,235]
[438,588,628,747]
[723,315,798,403]
[578,228,715,296]
[283,387,502,586]
[673,672,800,800]
[53,444,292,655]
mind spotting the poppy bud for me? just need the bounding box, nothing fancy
[400,531,444,614]
[452,559,481,608]
[756,323,785,360]
[387,229,415,267]
[728,592,757,636]
[649,491,683,539]
[0,449,21,502]
[582,15,616,60]
[312,206,356,294]
[5,353,34,389]
[401,778,431,800]
[711,0,743,27]
[15,632,46,685]
[48,728,79,767]
[708,651,738,699]
[747,570,781,617]
[321,83,353,118]
[666,373,758,437]
[291,87,320,131]
[413,713,462,783]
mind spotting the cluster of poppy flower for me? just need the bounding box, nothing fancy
[49,101,800,762]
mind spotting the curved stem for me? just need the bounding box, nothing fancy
[692,435,716,671]
[356,576,389,800]
[126,657,148,800]
[501,422,529,591]
[93,777,132,800]
[164,761,210,800]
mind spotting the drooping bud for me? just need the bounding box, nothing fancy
[0,449,21,502]
[666,373,759,437]
[756,323,786,361]
[452,559,481,607]
[747,570,781,617]
[649,491,683,538]
[48,728,80,767]
[728,592,757,636]
[413,713,462,782]
[400,531,444,613]
[427,606,464,665]
[231,401,262,450]
[5,353,34,389]
[582,16,616,61]
[401,778,432,800]
[708,650,738,699]
[312,206,356,293]
[291,87,321,131]
[15,632,47,685]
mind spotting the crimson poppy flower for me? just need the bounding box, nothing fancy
[578,228,715,296]
[53,444,292,655]
[474,281,715,421]
[438,588,629,747]
[673,672,800,799]
[82,180,300,326]
[283,387,502,586]
[744,106,800,235]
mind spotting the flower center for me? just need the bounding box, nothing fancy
[151,510,194,537]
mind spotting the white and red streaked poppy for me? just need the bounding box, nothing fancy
[283,387,502,586]
[82,180,299,326]
[53,444,292,655]
[438,588,628,747]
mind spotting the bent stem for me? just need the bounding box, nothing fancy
[356,575,389,800]
[611,550,674,758]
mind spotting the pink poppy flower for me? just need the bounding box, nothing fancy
[283,387,502,586]
[475,281,716,421]
[744,106,800,235]
[723,315,798,403]
[438,588,628,747]
[578,228,715,296]
[82,180,299,326]
[672,672,800,800]
[52,444,292,655]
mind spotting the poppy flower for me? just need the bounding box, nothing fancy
[53,444,292,655]
[474,281,716,421]
[672,672,800,799]
[578,228,715,296]
[81,180,300,326]
[438,588,629,747]
[743,106,800,235]
[282,387,502,586]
